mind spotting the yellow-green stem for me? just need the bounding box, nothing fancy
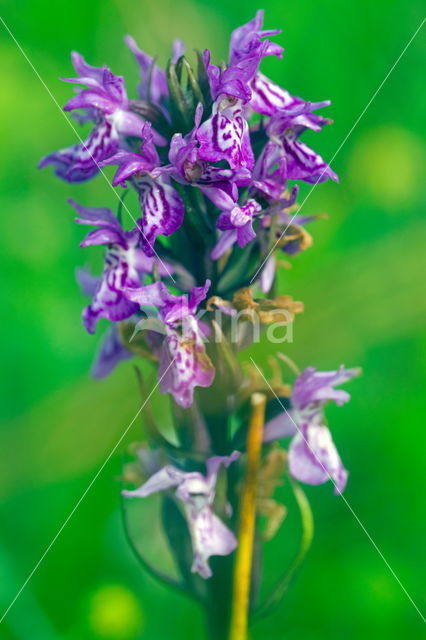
[228,392,266,640]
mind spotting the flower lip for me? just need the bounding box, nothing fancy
[122,452,240,577]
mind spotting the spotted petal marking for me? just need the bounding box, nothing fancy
[83,246,140,333]
[136,175,184,256]
[197,97,254,170]
[159,327,215,408]
[188,505,237,578]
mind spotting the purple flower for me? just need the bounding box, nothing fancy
[39,52,150,183]
[229,10,283,67]
[252,139,288,201]
[264,366,359,493]
[158,322,215,408]
[91,324,133,378]
[204,48,261,104]
[125,35,169,106]
[265,103,338,186]
[100,123,184,256]
[124,278,211,326]
[187,12,285,173]
[211,198,262,260]
[169,104,251,195]
[228,11,290,119]
[124,280,215,407]
[125,35,184,108]
[228,11,332,127]
[288,419,349,495]
[249,73,332,124]
[196,81,254,170]
[203,11,282,110]
[292,366,357,409]
[259,255,277,294]
[122,452,240,578]
[72,200,168,333]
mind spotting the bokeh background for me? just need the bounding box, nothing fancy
[0,0,425,638]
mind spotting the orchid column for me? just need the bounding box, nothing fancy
[40,10,358,640]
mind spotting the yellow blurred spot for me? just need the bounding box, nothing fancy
[369,574,396,602]
[88,584,144,639]
[348,126,425,209]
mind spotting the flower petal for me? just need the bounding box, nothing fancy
[158,328,215,408]
[197,97,254,170]
[189,507,237,578]
[137,176,184,255]
[288,424,348,494]
[123,465,186,498]
[211,229,238,260]
[125,35,168,104]
[82,247,141,333]
[69,199,118,226]
[39,120,119,183]
[124,281,176,308]
[91,324,133,379]
[80,227,126,248]
[293,366,359,410]
[283,139,338,184]
[263,410,297,442]
[76,268,100,297]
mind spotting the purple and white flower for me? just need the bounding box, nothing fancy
[197,93,255,171]
[123,451,240,578]
[211,197,262,259]
[229,9,283,67]
[169,104,251,196]
[196,48,258,170]
[72,200,169,333]
[229,10,330,127]
[264,366,359,493]
[124,280,215,407]
[228,10,291,118]
[124,279,210,326]
[100,122,184,255]
[158,323,215,409]
[257,102,338,188]
[39,10,361,604]
[39,52,152,182]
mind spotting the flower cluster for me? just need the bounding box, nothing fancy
[41,10,358,596]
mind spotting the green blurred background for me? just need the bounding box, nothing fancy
[0,0,425,638]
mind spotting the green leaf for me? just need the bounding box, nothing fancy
[217,242,262,295]
[120,493,189,598]
[181,57,204,106]
[251,479,314,620]
[167,60,192,131]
